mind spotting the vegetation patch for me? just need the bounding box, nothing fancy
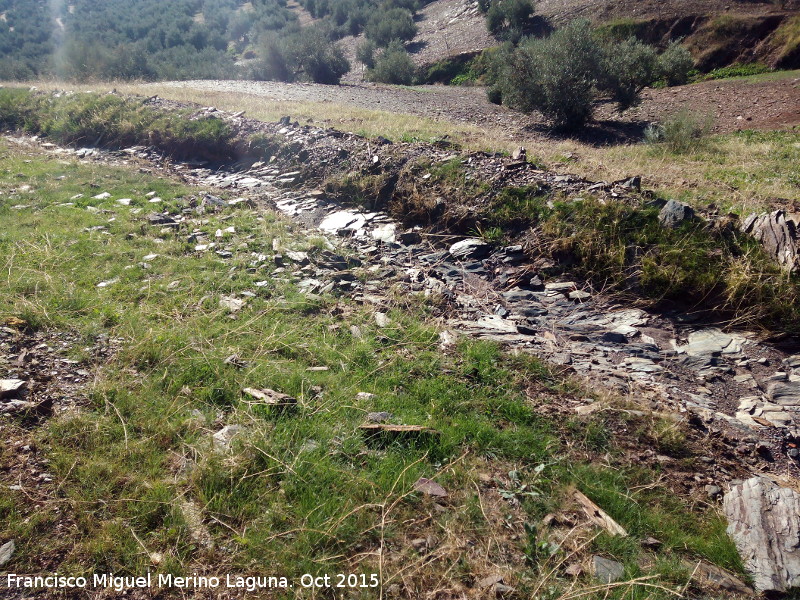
[487,20,695,130]
[483,190,800,331]
[700,62,771,81]
[0,88,238,161]
[768,14,800,68]
[0,138,748,599]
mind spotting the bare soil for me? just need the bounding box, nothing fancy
[163,72,800,143]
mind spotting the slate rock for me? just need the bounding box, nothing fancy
[684,328,743,356]
[0,540,14,567]
[366,411,391,423]
[741,210,800,272]
[600,331,628,344]
[212,425,243,451]
[767,381,800,407]
[0,379,26,400]
[592,556,625,583]
[219,295,246,312]
[147,213,175,225]
[724,476,800,593]
[658,200,695,228]
[449,238,490,260]
[413,477,448,498]
[399,230,422,245]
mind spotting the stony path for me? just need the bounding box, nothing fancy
[12,129,800,594]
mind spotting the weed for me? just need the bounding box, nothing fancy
[700,63,771,81]
[644,110,713,154]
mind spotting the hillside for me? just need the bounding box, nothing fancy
[401,0,800,72]
[1,0,799,83]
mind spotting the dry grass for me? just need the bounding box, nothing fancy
[7,79,799,211]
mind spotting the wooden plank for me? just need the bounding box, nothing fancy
[574,490,628,537]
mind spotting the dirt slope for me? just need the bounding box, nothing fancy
[347,0,800,77]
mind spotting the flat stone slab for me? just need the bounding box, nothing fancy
[683,328,744,356]
[592,556,624,583]
[0,379,26,400]
[319,210,365,233]
[767,381,800,406]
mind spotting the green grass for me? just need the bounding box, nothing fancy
[771,14,800,68]
[0,140,746,598]
[482,188,800,332]
[0,88,236,161]
[699,63,771,81]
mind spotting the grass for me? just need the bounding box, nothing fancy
[481,190,800,332]
[0,139,745,598]
[771,14,800,67]
[0,88,237,161]
[699,63,771,81]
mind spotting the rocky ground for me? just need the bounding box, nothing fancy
[4,92,800,593]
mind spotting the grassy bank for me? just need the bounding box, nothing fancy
[0,139,745,598]
[0,88,237,161]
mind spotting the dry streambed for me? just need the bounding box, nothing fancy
[4,98,800,592]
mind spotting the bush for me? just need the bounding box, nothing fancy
[496,20,601,129]
[249,27,350,84]
[599,37,659,111]
[487,86,503,104]
[702,62,770,81]
[485,0,534,41]
[644,110,713,153]
[365,7,417,47]
[368,40,416,84]
[658,41,694,86]
[356,40,377,69]
[287,26,350,84]
[249,36,294,82]
[492,22,680,128]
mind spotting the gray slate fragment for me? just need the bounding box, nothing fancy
[592,556,625,583]
[449,238,490,260]
[0,379,26,400]
[212,425,243,451]
[724,476,800,593]
[658,200,695,228]
[0,540,14,567]
[767,381,800,406]
[741,210,800,272]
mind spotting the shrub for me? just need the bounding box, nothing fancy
[492,22,679,127]
[356,40,377,69]
[287,26,350,84]
[368,40,416,84]
[486,86,503,104]
[599,37,659,111]
[365,7,417,47]
[644,110,713,153]
[485,0,534,41]
[249,36,294,82]
[658,41,694,86]
[496,20,601,129]
[702,62,770,81]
